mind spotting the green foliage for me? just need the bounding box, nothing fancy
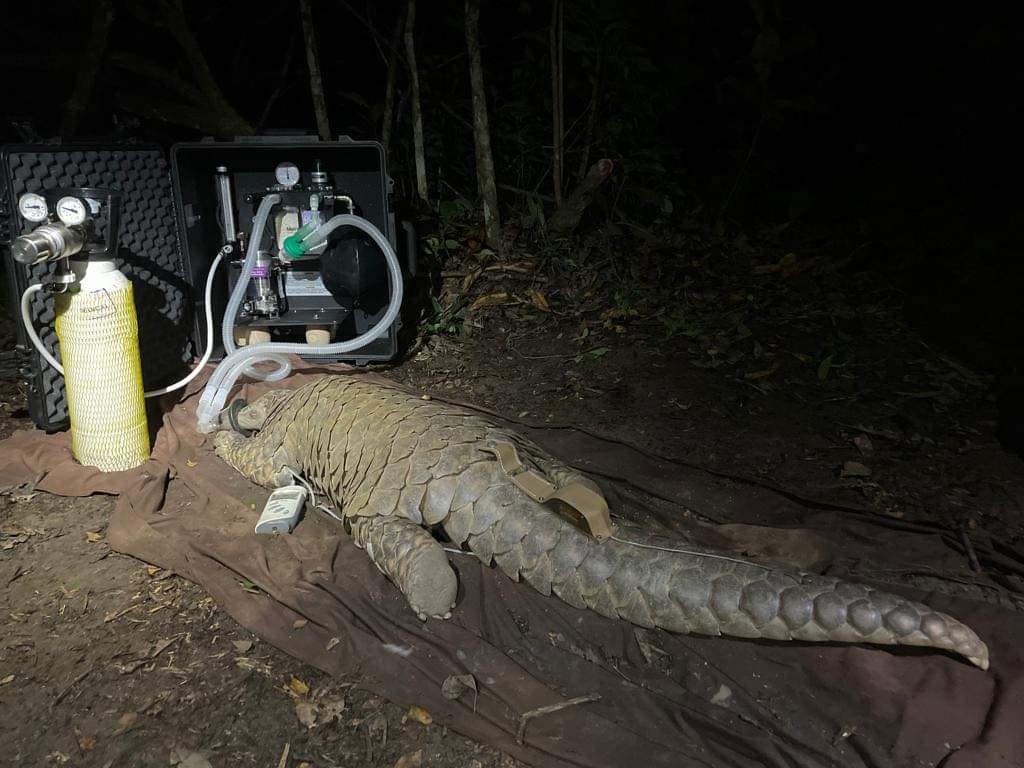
[659,307,691,340]
[439,198,474,223]
[423,295,466,336]
[574,346,610,363]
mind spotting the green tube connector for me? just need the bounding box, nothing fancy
[282,223,318,259]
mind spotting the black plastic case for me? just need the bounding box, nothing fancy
[0,144,192,430]
[2,136,406,431]
[170,135,401,364]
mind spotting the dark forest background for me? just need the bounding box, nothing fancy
[2,0,1022,379]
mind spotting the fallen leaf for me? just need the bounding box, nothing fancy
[295,700,318,729]
[469,292,512,311]
[232,639,253,653]
[113,711,137,735]
[744,365,778,381]
[104,604,139,623]
[484,260,535,273]
[461,266,483,293]
[779,252,801,277]
[114,659,148,675]
[841,461,871,478]
[710,684,732,705]
[818,354,833,382]
[292,619,308,629]
[441,674,477,702]
[234,657,272,676]
[404,705,432,725]
[527,288,550,312]
[0,674,14,685]
[151,637,176,658]
[169,747,213,768]
[316,696,346,725]
[634,629,668,665]
[286,676,310,698]
[393,750,423,768]
[85,531,103,543]
[853,434,874,454]
[325,637,340,651]
[76,732,95,751]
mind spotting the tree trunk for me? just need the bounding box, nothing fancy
[576,37,603,184]
[381,5,405,156]
[299,0,331,141]
[465,0,501,249]
[158,0,253,136]
[61,0,114,140]
[549,0,564,206]
[257,25,298,132]
[405,0,428,201]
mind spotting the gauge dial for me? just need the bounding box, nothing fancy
[55,196,88,226]
[275,162,301,188]
[17,193,48,223]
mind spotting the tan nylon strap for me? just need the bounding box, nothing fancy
[486,441,616,541]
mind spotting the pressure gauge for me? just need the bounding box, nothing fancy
[55,196,88,226]
[17,193,48,223]
[275,162,301,188]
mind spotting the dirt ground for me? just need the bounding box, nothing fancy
[2,247,1024,767]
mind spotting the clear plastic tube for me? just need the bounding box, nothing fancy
[144,245,229,397]
[195,211,404,432]
[20,246,229,398]
[220,194,290,381]
[20,284,62,372]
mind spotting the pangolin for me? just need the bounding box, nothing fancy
[213,377,989,670]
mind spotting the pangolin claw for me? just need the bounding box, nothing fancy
[215,379,990,671]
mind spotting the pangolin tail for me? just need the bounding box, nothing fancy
[441,468,989,670]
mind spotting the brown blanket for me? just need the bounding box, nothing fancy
[1,366,1021,768]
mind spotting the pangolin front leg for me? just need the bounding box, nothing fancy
[213,379,990,671]
[215,385,457,619]
[350,515,457,619]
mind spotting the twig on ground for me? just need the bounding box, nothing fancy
[276,742,290,768]
[52,669,91,709]
[960,526,982,573]
[836,422,902,441]
[510,346,571,361]
[516,694,600,744]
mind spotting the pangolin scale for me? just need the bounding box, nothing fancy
[213,378,989,670]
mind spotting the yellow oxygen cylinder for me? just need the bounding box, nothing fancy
[54,260,149,471]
